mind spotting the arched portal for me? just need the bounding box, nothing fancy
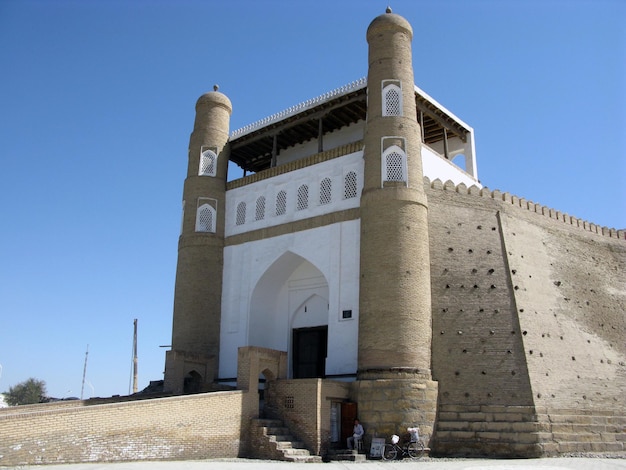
[249,251,329,378]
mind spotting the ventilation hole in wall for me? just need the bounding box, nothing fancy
[529,350,533,354]
[487,250,492,254]
[455,371,460,376]
[582,395,587,400]
[554,281,562,287]
[481,371,486,375]
[537,393,542,398]
[587,340,591,343]
[490,285,496,289]
[473,284,478,289]
[572,356,576,361]
[511,269,517,274]
[519,308,524,313]
[512,232,516,236]
[522,331,527,336]
[586,301,590,306]
[488,269,495,274]
[460,285,465,289]
[514,286,519,290]
[459,309,464,312]
[560,336,564,340]
[511,371,516,375]
[529,275,532,278]
[462,349,467,353]
[541,334,545,338]
[472,268,478,273]
[479,308,484,312]
[464,392,470,398]
[494,309,499,313]
[448,247,454,252]
[540,353,543,357]
[445,284,450,289]
[468,249,473,253]
[600,359,604,364]
[442,308,448,312]
[507,350,512,354]
[477,225,482,229]
[521,255,524,258]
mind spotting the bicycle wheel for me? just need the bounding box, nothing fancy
[407,441,425,459]
[381,443,397,460]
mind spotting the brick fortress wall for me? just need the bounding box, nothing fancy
[427,178,625,456]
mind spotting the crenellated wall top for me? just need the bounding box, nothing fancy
[425,177,625,241]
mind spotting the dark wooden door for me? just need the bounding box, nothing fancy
[292,326,327,378]
[341,402,358,446]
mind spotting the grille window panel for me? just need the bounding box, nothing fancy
[276,190,287,216]
[386,151,405,182]
[320,178,332,205]
[236,202,246,226]
[297,185,309,210]
[344,171,357,199]
[199,149,217,176]
[255,196,266,221]
[196,204,216,232]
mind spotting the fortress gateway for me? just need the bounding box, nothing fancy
[162,9,625,458]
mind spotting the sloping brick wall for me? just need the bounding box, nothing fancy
[0,390,252,466]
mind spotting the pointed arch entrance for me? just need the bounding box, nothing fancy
[249,251,329,378]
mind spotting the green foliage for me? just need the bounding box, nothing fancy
[3,377,47,406]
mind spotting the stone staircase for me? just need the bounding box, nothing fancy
[249,418,322,462]
[536,409,626,455]
[433,405,625,457]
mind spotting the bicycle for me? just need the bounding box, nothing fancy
[381,427,425,460]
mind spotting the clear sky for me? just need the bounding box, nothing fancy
[1,0,624,400]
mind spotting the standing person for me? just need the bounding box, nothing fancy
[347,418,364,450]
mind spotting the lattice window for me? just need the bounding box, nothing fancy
[344,171,357,199]
[382,143,407,184]
[386,151,405,181]
[297,185,309,211]
[199,149,217,176]
[236,202,246,226]
[255,196,266,221]
[320,178,332,205]
[382,81,402,117]
[276,190,287,216]
[195,204,216,232]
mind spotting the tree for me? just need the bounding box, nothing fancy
[3,378,47,406]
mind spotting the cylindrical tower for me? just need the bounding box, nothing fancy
[164,86,232,395]
[355,8,438,440]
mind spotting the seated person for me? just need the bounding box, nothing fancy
[347,419,364,450]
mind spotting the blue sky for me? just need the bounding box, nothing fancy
[1,0,624,399]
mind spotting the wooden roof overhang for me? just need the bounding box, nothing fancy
[229,84,470,174]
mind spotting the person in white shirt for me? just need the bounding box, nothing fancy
[347,418,364,450]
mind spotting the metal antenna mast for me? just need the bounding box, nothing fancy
[80,344,89,400]
[132,319,138,394]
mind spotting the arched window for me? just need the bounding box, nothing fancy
[195,204,216,232]
[382,81,402,117]
[297,185,309,211]
[255,196,266,221]
[199,149,217,176]
[320,178,332,205]
[276,190,287,216]
[236,202,246,226]
[383,145,407,184]
[344,171,357,199]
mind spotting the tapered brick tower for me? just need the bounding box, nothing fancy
[164,86,232,394]
[355,8,438,440]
